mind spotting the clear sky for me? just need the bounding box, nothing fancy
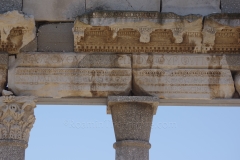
[26,105,240,160]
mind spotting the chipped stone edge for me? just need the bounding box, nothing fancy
[107,96,159,115]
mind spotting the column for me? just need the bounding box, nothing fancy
[0,95,37,160]
[107,96,159,160]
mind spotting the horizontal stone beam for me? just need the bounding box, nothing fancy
[37,98,240,107]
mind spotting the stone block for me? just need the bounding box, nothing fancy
[0,0,22,13]
[133,69,235,99]
[38,23,74,52]
[221,0,240,13]
[86,0,160,12]
[0,53,8,95]
[0,11,36,54]
[162,0,221,16]
[23,0,85,21]
[20,38,37,52]
[8,52,132,98]
[74,11,203,53]
[202,14,240,54]
[133,54,240,71]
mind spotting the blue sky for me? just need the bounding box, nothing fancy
[26,105,240,160]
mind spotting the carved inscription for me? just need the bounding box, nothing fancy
[74,12,203,53]
[0,11,36,53]
[15,53,131,68]
[133,54,240,71]
[9,68,132,98]
[133,69,235,99]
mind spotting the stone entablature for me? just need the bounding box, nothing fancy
[74,11,203,53]
[8,53,132,98]
[133,69,235,99]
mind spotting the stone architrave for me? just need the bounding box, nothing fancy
[107,96,159,160]
[162,0,220,16]
[133,69,235,99]
[73,11,203,53]
[0,53,8,95]
[0,11,36,54]
[0,95,37,160]
[202,14,240,54]
[8,52,132,98]
[133,54,240,71]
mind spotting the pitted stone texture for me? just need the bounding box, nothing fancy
[0,11,36,54]
[133,69,235,99]
[23,0,85,21]
[133,54,240,71]
[9,68,132,98]
[0,53,8,95]
[114,141,150,160]
[162,0,221,16]
[20,38,37,52]
[107,96,159,114]
[0,96,37,143]
[74,11,203,53]
[38,23,74,52]
[234,72,240,95]
[221,0,240,13]
[0,0,22,13]
[12,53,131,68]
[86,0,160,12]
[202,14,240,54]
[0,140,26,160]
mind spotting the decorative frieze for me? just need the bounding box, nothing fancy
[133,69,235,99]
[133,54,240,71]
[74,11,203,53]
[202,14,240,54]
[13,52,131,68]
[0,11,36,54]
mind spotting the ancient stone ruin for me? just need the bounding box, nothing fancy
[1,0,240,159]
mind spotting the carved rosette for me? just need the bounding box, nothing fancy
[0,96,37,144]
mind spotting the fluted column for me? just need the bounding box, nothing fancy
[0,95,37,160]
[107,96,159,160]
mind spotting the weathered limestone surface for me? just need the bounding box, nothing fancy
[86,0,161,12]
[133,69,235,99]
[0,95,36,160]
[0,54,8,95]
[38,23,74,52]
[10,52,131,68]
[133,54,240,71]
[108,96,159,160]
[8,53,132,98]
[0,11,36,54]
[20,38,37,52]
[202,14,240,54]
[74,11,203,53]
[234,72,240,95]
[221,0,240,13]
[0,0,22,13]
[23,0,85,21]
[162,0,221,16]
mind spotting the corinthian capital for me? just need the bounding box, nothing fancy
[0,95,37,143]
